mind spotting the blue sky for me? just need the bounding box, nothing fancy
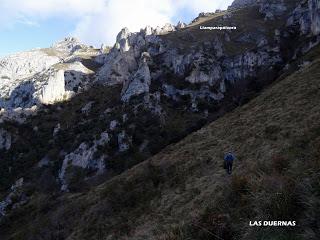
[0,18,75,56]
[0,0,233,57]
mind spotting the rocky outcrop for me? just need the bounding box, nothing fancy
[309,0,320,35]
[228,0,257,10]
[0,106,37,124]
[115,28,131,53]
[0,178,27,217]
[81,101,94,115]
[185,56,223,86]
[59,131,110,191]
[286,0,320,37]
[0,129,11,150]
[259,0,287,20]
[96,6,289,106]
[223,49,282,83]
[229,0,290,21]
[96,25,164,87]
[154,23,176,35]
[121,53,151,101]
[39,70,68,104]
[0,50,60,81]
[118,130,130,152]
[52,37,84,54]
[176,21,187,29]
[0,37,97,114]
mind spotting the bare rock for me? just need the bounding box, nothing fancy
[39,70,67,104]
[0,129,11,150]
[121,53,151,102]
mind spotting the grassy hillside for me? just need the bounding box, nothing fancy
[1,41,320,240]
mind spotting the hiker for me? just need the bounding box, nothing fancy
[224,151,235,175]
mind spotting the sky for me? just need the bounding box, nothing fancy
[0,0,234,57]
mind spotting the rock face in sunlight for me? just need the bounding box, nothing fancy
[121,53,151,102]
[0,38,99,113]
[0,50,60,81]
[52,37,83,54]
[39,70,67,104]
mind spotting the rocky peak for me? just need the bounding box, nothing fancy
[115,28,131,52]
[228,0,257,10]
[52,37,83,54]
[176,21,187,29]
[143,26,153,36]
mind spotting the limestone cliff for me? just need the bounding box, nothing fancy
[39,70,67,104]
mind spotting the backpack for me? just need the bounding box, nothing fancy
[224,153,234,162]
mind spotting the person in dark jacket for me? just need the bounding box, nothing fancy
[224,152,235,175]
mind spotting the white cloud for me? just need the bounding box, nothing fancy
[73,0,234,46]
[0,0,105,29]
[0,0,234,47]
[73,0,174,47]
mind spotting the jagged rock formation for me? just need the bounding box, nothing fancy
[52,37,83,54]
[121,52,151,101]
[0,38,99,113]
[176,21,187,29]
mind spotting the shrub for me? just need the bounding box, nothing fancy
[231,175,250,196]
[256,175,299,219]
[264,124,281,140]
[157,225,186,240]
[271,155,290,173]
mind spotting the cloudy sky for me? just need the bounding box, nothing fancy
[0,0,234,57]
